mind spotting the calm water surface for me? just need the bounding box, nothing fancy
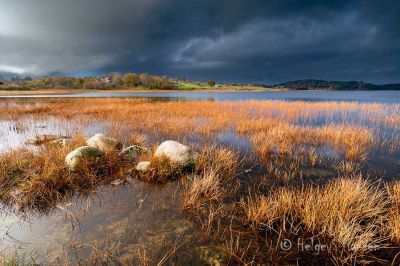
[2,90,400,103]
[0,92,399,263]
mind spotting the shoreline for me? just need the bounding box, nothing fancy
[0,87,282,96]
[1,88,397,96]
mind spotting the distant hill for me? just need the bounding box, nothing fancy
[271,79,400,90]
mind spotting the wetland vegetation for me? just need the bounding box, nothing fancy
[0,98,399,265]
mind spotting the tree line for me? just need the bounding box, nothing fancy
[1,72,176,90]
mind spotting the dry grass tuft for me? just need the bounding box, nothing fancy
[386,181,400,244]
[181,145,241,249]
[264,154,303,183]
[335,160,361,176]
[0,135,124,211]
[0,98,399,263]
[128,132,148,147]
[134,155,185,183]
[195,145,239,183]
[242,176,389,263]
[182,170,224,210]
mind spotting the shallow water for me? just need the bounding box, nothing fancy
[2,90,400,103]
[0,118,110,153]
[0,180,200,264]
[0,116,245,263]
[0,96,400,264]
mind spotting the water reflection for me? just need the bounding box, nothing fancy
[1,90,400,103]
[0,118,110,152]
[0,95,400,263]
[0,179,198,264]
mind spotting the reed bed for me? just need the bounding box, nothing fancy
[0,134,125,211]
[0,98,399,264]
[239,176,400,264]
[1,98,398,164]
[182,146,240,211]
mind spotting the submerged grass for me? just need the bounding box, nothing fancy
[0,98,399,264]
[0,250,37,266]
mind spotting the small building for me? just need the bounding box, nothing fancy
[100,77,113,84]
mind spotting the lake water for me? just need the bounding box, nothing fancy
[0,93,399,264]
[2,90,400,103]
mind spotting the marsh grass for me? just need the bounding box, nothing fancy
[182,170,224,211]
[335,160,362,176]
[194,145,240,182]
[386,181,400,244]
[1,98,398,172]
[0,135,125,211]
[182,146,240,211]
[128,132,148,147]
[134,155,186,183]
[242,176,392,264]
[0,98,400,264]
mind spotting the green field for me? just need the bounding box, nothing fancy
[0,82,274,96]
[176,82,271,90]
[175,82,208,90]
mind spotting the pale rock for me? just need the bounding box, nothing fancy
[86,133,122,152]
[65,146,103,171]
[154,140,197,167]
[136,161,150,172]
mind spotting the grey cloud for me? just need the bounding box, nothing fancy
[0,0,399,83]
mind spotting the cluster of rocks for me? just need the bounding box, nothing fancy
[64,133,198,174]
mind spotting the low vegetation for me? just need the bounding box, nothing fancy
[0,73,270,92]
[183,146,240,211]
[0,98,399,264]
[0,72,176,90]
[242,176,388,263]
[0,135,125,211]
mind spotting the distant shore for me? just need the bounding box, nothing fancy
[0,87,282,96]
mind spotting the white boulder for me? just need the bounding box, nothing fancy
[86,133,122,152]
[154,140,197,167]
[65,146,103,171]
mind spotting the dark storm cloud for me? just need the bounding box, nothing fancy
[0,0,399,83]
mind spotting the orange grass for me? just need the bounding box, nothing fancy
[0,134,125,211]
[0,98,397,164]
[242,176,390,263]
[182,146,240,211]
[386,181,400,244]
[134,155,185,183]
[0,98,399,264]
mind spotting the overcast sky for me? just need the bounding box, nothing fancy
[0,0,399,83]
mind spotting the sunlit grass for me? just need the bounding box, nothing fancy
[0,98,399,264]
[242,176,389,263]
[0,134,125,211]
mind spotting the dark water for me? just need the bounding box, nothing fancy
[2,90,400,103]
[0,118,248,264]
[0,180,199,264]
[0,95,399,264]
